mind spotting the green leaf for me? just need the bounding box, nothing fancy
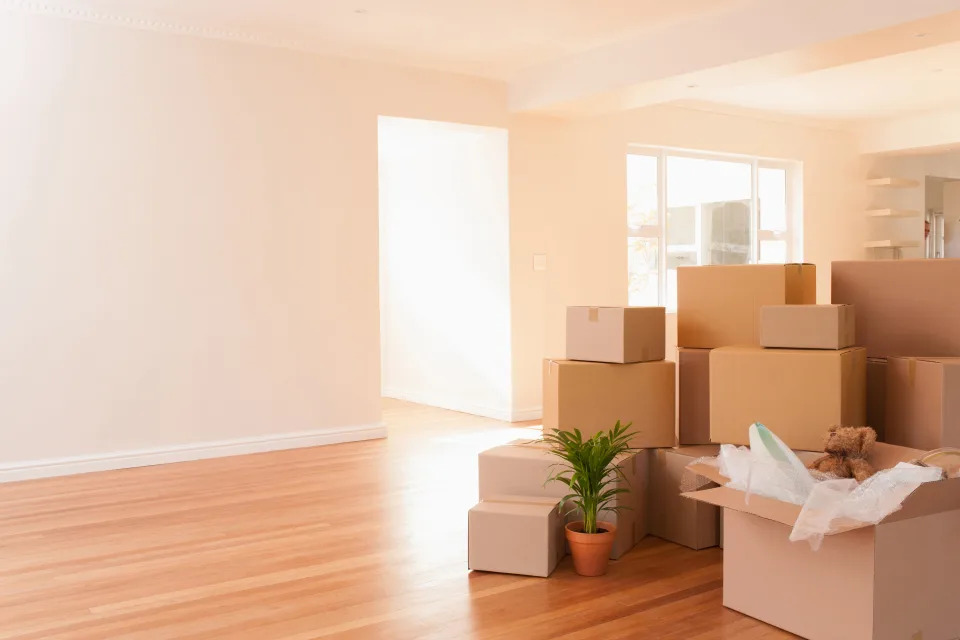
[541,422,639,535]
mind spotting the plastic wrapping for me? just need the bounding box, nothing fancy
[688,422,947,551]
[715,423,815,505]
[789,462,944,550]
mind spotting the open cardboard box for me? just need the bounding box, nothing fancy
[682,443,960,640]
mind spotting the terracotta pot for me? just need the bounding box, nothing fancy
[565,521,616,577]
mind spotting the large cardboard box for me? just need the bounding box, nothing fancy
[648,446,721,550]
[832,259,960,358]
[760,304,855,350]
[468,496,565,577]
[478,440,649,559]
[710,346,866,451]
[684,444,960,640]
[678,348,711,445]
[885,357,960,450]
[542,359,675,449]
[566,306,665,363]
[677,263,816,348]
[866,358,887,441]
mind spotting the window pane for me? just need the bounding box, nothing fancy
[760,239,788,264]
[759,167,787,232]
[628,238,658,306]
[665,156,752,305]
[627,154,658,231]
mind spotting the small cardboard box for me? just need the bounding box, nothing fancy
[760,304,855,350]
[710,346,866,451]
[566,306,665,363]
[684,444,960,640]
[866,358,887,441]
[677,263,816,349]
[678,348,711,445]
[468,496,565,578]
[542,359,675,449]
[478,440,569,501]
[479,440,649,559]
[648,446,721,550]
[885,357,960,450]
[832,259,960,358]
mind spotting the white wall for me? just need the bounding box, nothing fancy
[0,10,513,479]
[0,11,875,478]
[378,117,513,419]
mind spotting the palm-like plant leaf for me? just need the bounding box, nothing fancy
[541,421,638,534]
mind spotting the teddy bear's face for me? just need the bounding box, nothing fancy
[824,426,876,456]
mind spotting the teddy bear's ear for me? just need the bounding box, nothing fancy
[827,425,839,434]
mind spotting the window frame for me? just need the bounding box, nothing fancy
[627,146,803,308]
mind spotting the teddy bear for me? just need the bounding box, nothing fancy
[808,426,878,483]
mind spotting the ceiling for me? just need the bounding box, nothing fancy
[13,0,749,79]
[692,40,960,121]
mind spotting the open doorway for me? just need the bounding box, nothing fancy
[377,117,512,420]
[925,176,960,258]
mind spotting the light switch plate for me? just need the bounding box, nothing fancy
[532,254,547,271]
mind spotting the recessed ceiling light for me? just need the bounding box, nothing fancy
[933,68,945,73]
[354,8,368,14]
[687,84,698,89]
[914,32,930,38]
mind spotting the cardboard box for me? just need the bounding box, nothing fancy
[677,263,816,348]
[710,346,866,451]
[684,444,960,640]
[866,358,887,441]
[478,440,649,559]
[760,304,855,350]
[478,440,569,502]
[678,348,712,445]
[542,359,675,449]
[648,446,721,550]
[885,357,960,450]
[468,496,565,577]
[832,259,960,358]
[566,306,665,363]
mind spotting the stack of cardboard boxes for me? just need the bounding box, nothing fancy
[832,259,960,451]
[680,260,960,639]
[468,306,674,576]
[468,259,960,639]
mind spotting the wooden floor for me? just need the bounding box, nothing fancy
[0,399,794,639]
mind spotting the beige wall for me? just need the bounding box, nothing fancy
[1,12,869,474]
[516,106,866,371]
[0,12,515,475]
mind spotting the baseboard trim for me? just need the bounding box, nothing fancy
[0,423,386,483]
[511,407,543,422]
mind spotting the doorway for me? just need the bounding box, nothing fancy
[377,117,512,420]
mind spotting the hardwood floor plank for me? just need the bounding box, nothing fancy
[0,399,795,639]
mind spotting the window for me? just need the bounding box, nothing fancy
[627,147,802,309]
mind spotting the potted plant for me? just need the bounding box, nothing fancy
[542,421,636,577]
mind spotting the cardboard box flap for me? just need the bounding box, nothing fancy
[881,476,960,523]
[682,486,803,527]
[868,442,927,469]
[685,461,728,486]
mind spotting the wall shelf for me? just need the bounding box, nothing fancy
[866,177,920,188]
[865,208,921,218]
[864,240,921,249]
